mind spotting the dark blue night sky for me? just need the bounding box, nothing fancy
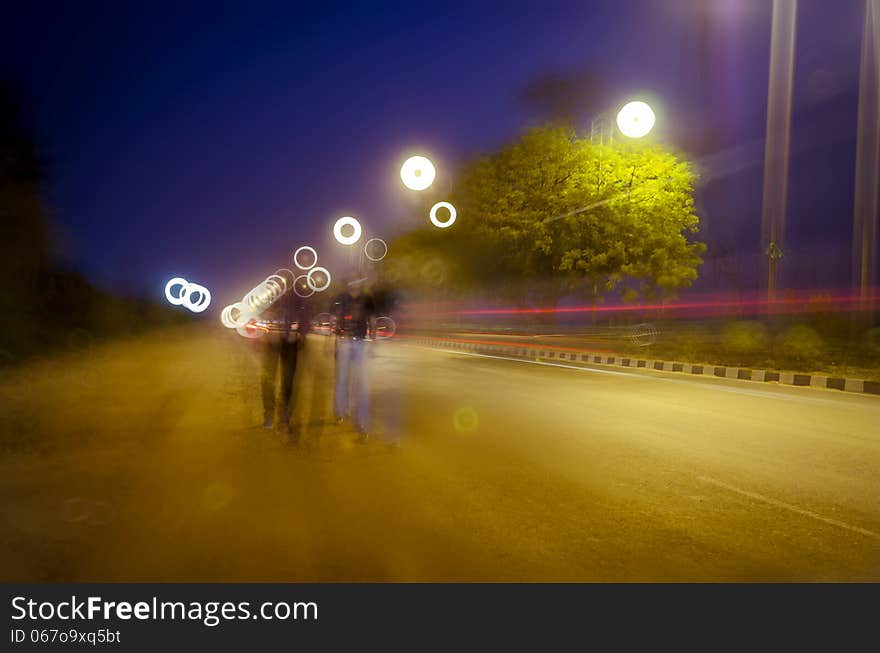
[2,0,869,304]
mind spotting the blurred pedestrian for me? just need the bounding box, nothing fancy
[332,277,375,441]
[259,291,309,439]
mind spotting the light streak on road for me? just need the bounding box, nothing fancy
[401,289,880,319]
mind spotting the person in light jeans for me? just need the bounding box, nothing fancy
[334,336,370,435]
[332,279,375,440]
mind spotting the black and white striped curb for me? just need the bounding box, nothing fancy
[406,337,880,396]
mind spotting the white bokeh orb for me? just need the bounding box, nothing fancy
[616,101,655,138]
[429,201,457,228]
[332,216,362,245]
[400,155,436,191]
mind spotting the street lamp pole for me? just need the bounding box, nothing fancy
[590,113,612,145]
[760,0,797,301]
[853,0,880,312]
[591,100,656,144]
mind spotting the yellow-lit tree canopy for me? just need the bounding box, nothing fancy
[384,126,706,303]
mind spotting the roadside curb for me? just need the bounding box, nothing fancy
[407,336,880,396]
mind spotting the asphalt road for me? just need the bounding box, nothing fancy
[1,327,878,581]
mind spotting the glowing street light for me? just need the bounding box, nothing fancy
[165,277,211,313]
[164,277,189,306]
[400,155,436,191]
[429,201,457,228]
[615,101,655,138]
[333,216,362,245]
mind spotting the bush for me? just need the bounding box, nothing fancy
[779,325,825,361]
[866,327,880,355]
[721,320,769,355]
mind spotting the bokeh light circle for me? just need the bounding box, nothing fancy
[243,279,284,315]
[453,406,479,433]
[616,101,655,138]
[293,246,318,270]
[400,155,436,191]
[220,304,237,328]
[306,266,332,292]
[164,278,188,305]
[182,283,211,313]
[166,277,211,313]
[221,267,301,335]
[265,274,289,294]
[364,238,388,261]
[222,302,252,328]
[429,201,457,228]
[333,217,362,245]
[272,268,296,290]
[293,274,315,298]
[373,315,396,339]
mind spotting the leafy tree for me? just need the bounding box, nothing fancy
[384,126,705,304]
[0,86,50,354]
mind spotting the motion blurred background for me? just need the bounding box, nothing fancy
[1,1,879,582]
[1,0,878,369]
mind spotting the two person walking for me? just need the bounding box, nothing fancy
[257,275,378,444]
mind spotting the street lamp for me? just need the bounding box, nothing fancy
[615,101,656,138]
[332,216,363,246]
[400,155,436,191]
[591,99,656,144]
[331,215,389,275]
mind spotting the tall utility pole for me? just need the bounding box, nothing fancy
[760,0,797,300]
[590,113,611,145]
[853,0,880,311]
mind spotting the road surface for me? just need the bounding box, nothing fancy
[1,326,878,581]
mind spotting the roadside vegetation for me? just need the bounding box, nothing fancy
[618,318,880,381]
[0,85,184,367]
[383,125,705,306]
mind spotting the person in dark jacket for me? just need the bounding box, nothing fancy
[259,291,309,436]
